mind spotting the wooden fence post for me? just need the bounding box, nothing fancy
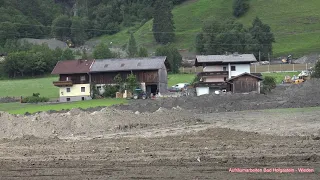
[293,64,294,71]
[280,64,282,72]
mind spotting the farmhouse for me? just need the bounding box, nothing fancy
[51,59,94,102]
[51,57,168,102]
[194,53,262,95]
[90,56,168,96]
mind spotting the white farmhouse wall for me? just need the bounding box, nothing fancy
[230,64,250,77]
[204,77,224,82]
[203,65,227,72]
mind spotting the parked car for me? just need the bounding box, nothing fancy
[168,83,190,92]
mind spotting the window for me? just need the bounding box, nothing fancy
[81,87,85,92]
[224,77,227,81]
[66,88,71,92]
[82,97,85,101]
[223,67,227,71]
[66,98,70,102]
[231,66,236,71]
[66,77,69,81]
[80,76,86,81]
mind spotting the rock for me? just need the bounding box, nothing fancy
[135,111,140,115]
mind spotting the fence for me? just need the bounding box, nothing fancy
[179,64,312,74]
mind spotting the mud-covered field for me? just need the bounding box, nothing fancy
[1,80,320,179]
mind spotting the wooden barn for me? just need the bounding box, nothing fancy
[226,73,263,93]
[90,56,168,96]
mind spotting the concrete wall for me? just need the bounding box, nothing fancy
[59,95,92,103]
[158,64,168,93]
[59,84,91,97]
[230,64,250,77]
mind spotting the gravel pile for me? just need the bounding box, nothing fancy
[0,107,197,139]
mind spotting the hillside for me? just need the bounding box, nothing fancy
[89,0,320,58]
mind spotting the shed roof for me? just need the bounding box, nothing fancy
[226,72,263,82]
[196,54,257,64]
[90,56,167,72]
[51,59,94,74]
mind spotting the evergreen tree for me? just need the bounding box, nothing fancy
[61,48,75,60]
[71,17,87,46]
[155,44,181,73]
[233,0,250,18]
[249,17,275,61]
[153,0,175,44]
[127,33,138,58]
[93,43,114,59]
[138,47,148,57]
[51,15,72,41]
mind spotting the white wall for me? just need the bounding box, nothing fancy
[203,65,227,72]
[59,84,90,97]
[204,77,224,82]
[230,64,250,77]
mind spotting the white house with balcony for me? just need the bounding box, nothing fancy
[194,53,260,96]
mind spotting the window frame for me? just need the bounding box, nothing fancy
[231,66,236,71]
[81,87,85,92]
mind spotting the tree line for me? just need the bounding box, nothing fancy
[196,17,275,61]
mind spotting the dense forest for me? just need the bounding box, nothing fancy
[0,0,188,47]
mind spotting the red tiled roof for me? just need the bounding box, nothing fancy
[51,59,94,74]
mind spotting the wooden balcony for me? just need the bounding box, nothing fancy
[194,82,228,88]
[197,71,229,77]
[53,81,73,87]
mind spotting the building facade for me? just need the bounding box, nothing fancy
[51,57,168,102]
[51,59,94,102]
[194,53,261,95]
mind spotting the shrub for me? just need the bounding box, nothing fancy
[102,85,119,98]
[21,93,49,103]
[261,76,276,93]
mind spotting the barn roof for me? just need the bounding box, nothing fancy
[90,56,167,72]
[227,72,263,82]
[51,59,94,74]
[195,54,257,64]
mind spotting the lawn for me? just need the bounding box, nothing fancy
[0,76,59,99]
[91,0,320,57]
[261,72,300,84]
[0,98,127,115]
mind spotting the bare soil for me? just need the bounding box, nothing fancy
[1,80,320,179]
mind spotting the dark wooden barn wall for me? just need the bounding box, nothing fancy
[91,70,159,84]
[60,74,89,84]
[232,75,259,93]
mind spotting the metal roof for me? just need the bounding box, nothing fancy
[51,59,94,74]
[196,54,257,63]
[90,56,167,72]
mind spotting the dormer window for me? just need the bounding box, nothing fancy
[137,62,141,66]
[104,64,108,68]
[121,63,125,67]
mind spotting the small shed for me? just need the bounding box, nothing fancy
[226,73,263,93]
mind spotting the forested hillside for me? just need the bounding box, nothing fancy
[0,0,188,47]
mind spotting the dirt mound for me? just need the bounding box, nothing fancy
[0,107,197,139]
[114,79,320,113]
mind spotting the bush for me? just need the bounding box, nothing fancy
[233,0,250,18]
[21,93,49,103]
[102,85,119,98]
[261,76,276,93]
